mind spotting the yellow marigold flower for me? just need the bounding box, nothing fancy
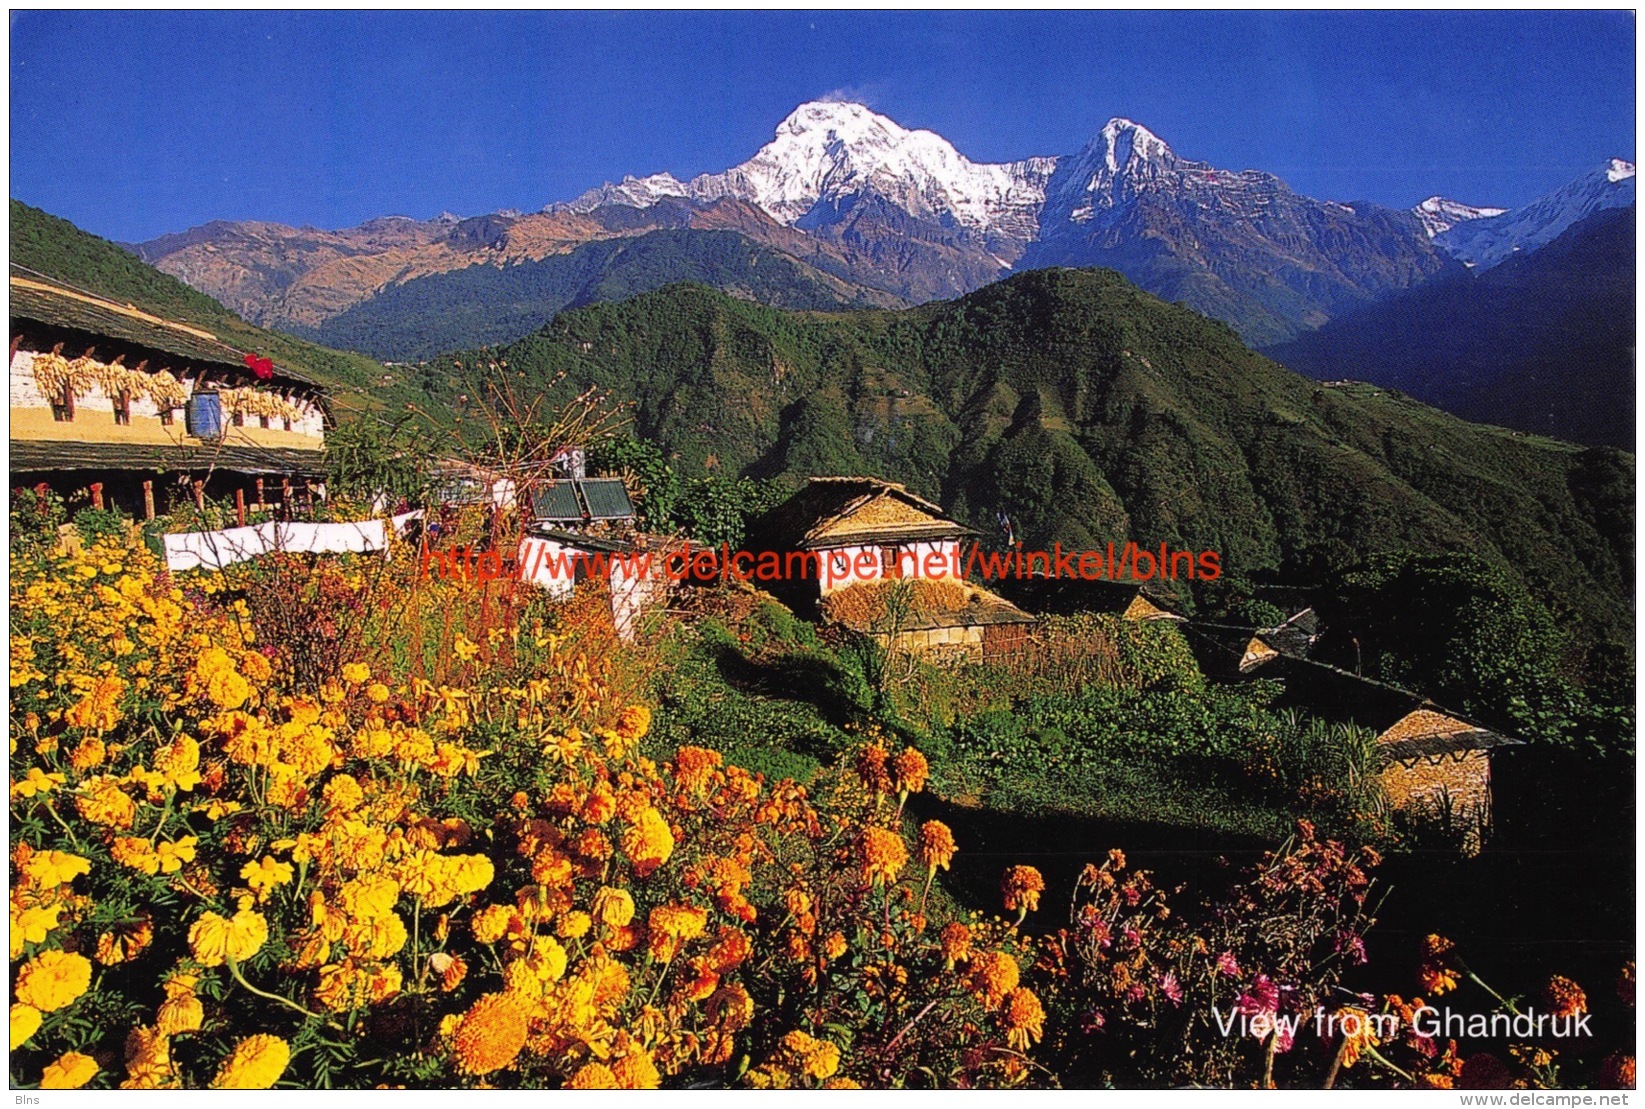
[154,735,202,792]
[1001,987,1047,1050]
[367,682,390,703]
[592,887,636,929]
[75,777,136,829]
[15,949,93,1012]
[471,904,515,945]
[621,807,674,877]
[453,634,480,663]
[239,651,273,684]
[616,704,652,742]
[154,837,198,875]
[69,736,107,771]
[967,950,1020,1010]
[156,994,204,1036]
[65,674,125,730]
[1418,933,1461,996]
[22,849,91,888]
[12,766,66,799]
[647,903,709,961]
[341,662,371,685]
[240,856,294,896]
[567,1063,619,1089]
[824,931,848,961]
[917,820,957,872]
[612,1048,661,1089]
[122,1024,171,1090]
[891,747,928,795]
[210,1034,290,1089]
[340,875,401,922]
[12,903,62,951]
[112,836,159,875]
[10,1003,42,1050]
[859,826,908,886]
[1002,865,1046,916]
[557,910,592,939]
[452,993,528,1076]
[40,1050,98,1089]
[188,909,268,966]
[1544,976,1588,1018]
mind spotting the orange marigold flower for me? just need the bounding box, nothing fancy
[854,742,891,794]
[210,1034,290,1089]
[1001,986,1047,1050]
[967,950,1020,1009]
[612,1048,661,1089]
[1597,1053,1636,1090]
[1002,865,1045,915]
[917,820,957,872]
[1335,1006,1380,1068]
[1543,975,1588,1018]
[673,745,722,795]
[647,903,708,961]
[860,826,908,886]
[891,747,928,795]
[567,1063,619,1089]
[592,886,636,929]
[1418,934,1461,996]
[823,932,848,961]
[939,921,972,967]
[620,807,674,877]
[452,993,528,1076]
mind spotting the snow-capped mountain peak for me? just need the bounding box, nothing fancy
[1435,158,1637,268]
[1411,196,1508,238]
[1095,117,1173,172]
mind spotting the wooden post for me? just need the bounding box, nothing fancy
[142,481,155,521]
[89,483,104,511]
[235,488,247,527]
[254,477,265,510]
[192,479,205,512]
[281,477,293,519]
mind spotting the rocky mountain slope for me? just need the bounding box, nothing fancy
[1434,159,1635,269]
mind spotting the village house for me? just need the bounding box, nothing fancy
[999,576,1187,623]
[9,271,328,518]
[746,477,1033,660]
[1268,655,1524,852]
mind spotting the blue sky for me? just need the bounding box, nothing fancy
[10,10,1636,243]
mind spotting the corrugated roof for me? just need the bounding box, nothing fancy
[9,273,320,389]
[527,478,635,522]
[531,482,585,521]
[9,438,325,477]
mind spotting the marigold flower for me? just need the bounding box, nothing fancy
[823,931,848,961]
[557,910,593,939]
[917,820,957,872]
[367,682,391,703]
[14,949,92,1012]
[210,1034,290,1089]
[341,662,371,685]
[854,742,891,794]
[967,950,1020,1009]
[69,736,107,772]
[12,903,62,952]
[1597,1053,1636,1090]
[612,1047,661,1089]
[860,826,908,885]
[1002,986,1047,1050]
[96,916,154,965]
[40,1050,98,1089]
[891,747,928,795]
[75,777,136,829]
[240,856,294,897]
[10,1003,41,1050]
[648,903,709,961]
[567,1062,619,1089]
[621,807,674,877]
[673,745,721,794]
[1002,865,1045,916]
[939,921,972,967]
[1543,975,1588,1018]
[615,705,652,742]
[1418,934,1461,995]
[452,993,529,1075]
[472,904,515,945]
[23,849,92,888]
[188,909,268,966]
[157,994,204,1036]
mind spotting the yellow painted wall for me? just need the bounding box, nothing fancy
[11,406,323,453]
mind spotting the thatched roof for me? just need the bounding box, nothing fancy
[1266,655,1525,762]
[821,577,1034,634]
[9,438,325,477]
[747,477,972,552]
[9,272,321,391]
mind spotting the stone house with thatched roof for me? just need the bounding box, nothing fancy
[746,477,1033,660]
[1268,655,1524,851]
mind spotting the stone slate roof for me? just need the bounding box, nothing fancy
[9,438,325,477]
[747,476,972,553]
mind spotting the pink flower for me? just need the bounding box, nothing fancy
[1216,951,1241,977]
[1237,974,1280,1018]
[1159,971,1183,1005]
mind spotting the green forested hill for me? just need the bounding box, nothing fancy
[305,228,905,361]
[9,200,421,418]
[431,270,1632,636]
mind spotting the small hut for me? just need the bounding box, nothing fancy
[1269,656,1523,851]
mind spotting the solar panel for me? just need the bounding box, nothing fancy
[578,479,635,520]
[531,482,584,521]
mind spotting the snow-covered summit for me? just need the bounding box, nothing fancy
[1435,159,1636,268]
[1411,196,1507,238]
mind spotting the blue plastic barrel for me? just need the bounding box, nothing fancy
[186,391,224,441]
